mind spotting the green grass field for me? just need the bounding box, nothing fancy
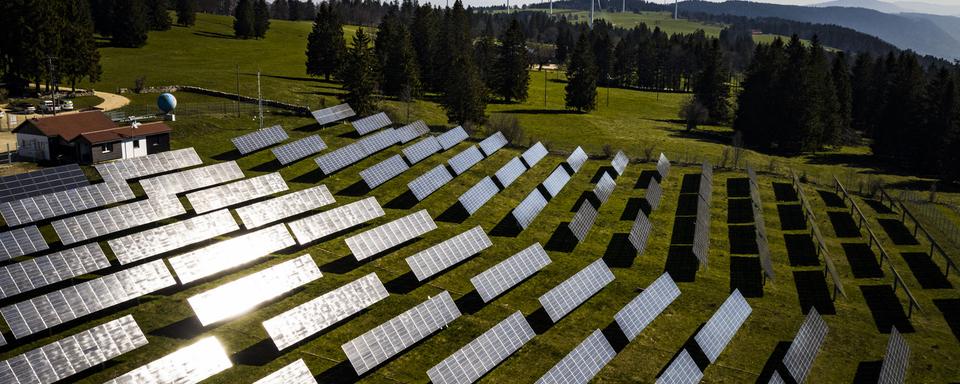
[548,10,724,36]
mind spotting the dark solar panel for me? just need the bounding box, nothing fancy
[0,165,89,203]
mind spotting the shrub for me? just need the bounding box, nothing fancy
[485,114,524,145]
[679,96,709,131]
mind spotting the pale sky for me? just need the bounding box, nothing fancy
[451,0,960,7]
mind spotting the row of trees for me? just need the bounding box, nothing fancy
[88,0,198,48]
[233,0,270,38]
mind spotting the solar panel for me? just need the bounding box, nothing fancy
[186,172,288,214]
[406,226,492,281]
[459,176,499,215]
[108,209,239,265]
[352,112,393,135]
[615,273,680,341]
[769,371,786,384]
[656,350,702,384]
[232,125,289,155]
[0,181,135,227]
[272,135,327,165]
[403,136,443,164]
[254,359,317,384]
[139,161,245,197]
[568,203,599,242]
[342,291,461,375]
[536,329,616,384]
[539,259,614,323]
[103,336,232,384]
[694,289,752,363]
[646,178,663,210]
[566,147,588,173]
[0,243,110,300]
[0,164,89,203]
[315,144,365,175]
[188,254,322,326]
[471,242,551,303]
[594,173,616,204]
[495,157,526,188]
[542,167,572,198]
[479,131,508,156]
[437,126,469,150]
[657,153,671,180]
[0,315,147,384]
[396,120,430,143]
[408,165,454,201]
[782,309,828,383]
[346,210,437,261]
[448,145,484,175]
[513,189,549,229]
[521,142,548,168]
[702,160,714,181]
[427,311,534,384]
[0,260,174,339]
[358,128,399,155]
[698,175,713,206]
[52,195,185,245]
[0,226,48,261]
[264,272,388,351]
[287,196,384,245]
[236,185,334,229]
[168,224,296,284]
[629,210,654,254]
[311,103,356,126]
[95,148,203,182]
[360,155,410,189]
[610,151,629,177]
[879,326,910,384]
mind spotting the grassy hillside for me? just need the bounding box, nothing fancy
[548,10,724,35]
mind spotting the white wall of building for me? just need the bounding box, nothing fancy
[16,133,49,161]
[120,137,148,159]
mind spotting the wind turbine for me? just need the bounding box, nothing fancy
[674,0,679,20]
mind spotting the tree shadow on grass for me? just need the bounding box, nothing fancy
[860,284,914,333]
[933,299,960,343]
[777,204,807,230]
[793,271,836,315]
[827,211,861,238]
[877,219,920,245]
[544,223,578,253]
[841,243,884,278]
[664,245,699,282]
[784,234,819,266]
[193,30,236,39]
[772,182,798,202]
[500,109,582,115]
[603,233,638,268]
[730,256,763,298]
[727,178,751,198]
[900,252,952,289]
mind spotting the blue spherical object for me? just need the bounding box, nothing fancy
[157,93,177,113]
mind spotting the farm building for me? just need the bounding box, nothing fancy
[12,110,171,164]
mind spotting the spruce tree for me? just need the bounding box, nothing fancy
[411,4,440,92]
[270,0,288,20]
[474,28,498,94]
[804,36,839,149]
[91,0,116,36]
[831,52,853,142]
[873,53,925,165]
[339,28,378,115]
[439,1,487,124]
[494,19,530,102]
[233,0,254,39]
[778,35,808,153]
[175,0,196,26]
[590,26,613,86]
[375,10,420,98]
[555,28,573,65]
[850,53,875,134]
[565,32,597,113]
[305,3,345,80]
[253,0,270,39]
[922,68,958,173]
[612,39,636,87]
[146,0,172,31]
[693,39,729,123]
[62,0,102,91]
[288,0,300,20]
[112,0,149,48]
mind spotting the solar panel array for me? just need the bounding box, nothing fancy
[253,359,317,384]
[316,129,400,174]
[408,164,454,201]
[568,203,599,243]
[360,154,409,189]
[360,129,401,154]
[345,210,437,261]
[449,145,484,175]
[108,209,239,265]
[542,167,572,198]
[352,112,392,135]
[406,226,492,281]
[615,273,681,341]
[104,336,232,384]
[646,178,663,210]
[657,350,703,384]
[188,254,322,326]
[0,164,89,203]
[53,195,185,245]
[539,259,615,322]
[479,131,508,156]
[694,289,752,363]
[513,189,549,230]
[494,157,527,188]
[0,181,135,226]
[342,291,461,375]
[0,315,147,384]
[235,185,335,229]
[231,125,289,155]
[0,226,48,261]
[264,273,388,350]
[459,176,499,215]
[693,186,712,267]
[288,197,384,245]
[272,135,327,165]
[311,103,356,126]
[139,161,245,197]
[610,151,629,177]
[96,148,202,182]
[1,260,174,339]
[521,142,548,168]
[749,169,775,280]
[168,223,296,284]
[536,329,616,384]
[0,243,110,300]
[782,309,828,383]
[186,172,288,214]
[566,147,588,173]
[879,327,910,384]
[628,208,654,254]
[427,311,534,384]
[403,136,443,164]
[595,173,616,204]
[657,153,671,180]
[396,120,430,143]
[471,242,552,303]
[437,126,469,150]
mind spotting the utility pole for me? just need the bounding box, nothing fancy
[544,70,547,108]
[257,69,264,130]
[46,56,58,116]
[236,64,241,117]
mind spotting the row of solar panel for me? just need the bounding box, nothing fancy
[511,147,587,230]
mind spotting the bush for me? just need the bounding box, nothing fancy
[485,114,524,145]
[133,76,147,94]
[679,96,709,131]
[601,144,614,159]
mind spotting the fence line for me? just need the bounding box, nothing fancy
[791,170,847,300]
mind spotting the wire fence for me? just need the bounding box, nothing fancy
[108,101,292,120]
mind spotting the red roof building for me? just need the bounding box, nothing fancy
[13,111,172,164]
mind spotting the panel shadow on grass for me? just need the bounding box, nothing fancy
[544,223,578,253]
[755,341,791,384]
[900,252,952,289]
[841,243,884,278]
[727,178,751,198]
[290,168,326,184]
[435,202,469,223]
[784,234,820,267]
[680,174,702,194]
[817,190,846,208]
[933,299,960,343]
[664,245,699,282]
[384,190,419,210]
[793,271,836,315]
[827,211,862,238]
[590,166,616,183]
[670,217,697,245]
[730,256,763,298]
[777,204,807,231]
[603,233,638,268]
[233,338,282,366]
[620,197,649,221]
[729,225,759,255]
[675,194,700,216]
[336,180,371,197]
[728,198,754,224]
[315,360,359,383]
[570,191,600,212]
[852,360,883,384]
[149,315,205,340]
[490,214,523,237]
[864,199,894,215]
[772,182,799,202]
[634,170,659,189]
[877,219,920,245]
[860,284,914,333]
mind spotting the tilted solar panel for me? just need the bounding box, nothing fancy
[782,309,828,383]
[287,197,384,245]
[657,350,702,384]
[542,167,572,198]
[0,243,110,300]
[471,242,551,303]
[236,185,335,229]
[459,176,499,215]
[168,224,296,284]
[311,103,356,126]
[702,160,714,181]
[628,211,654,254]
[448,145,484,175]
[879,327,910,384]
[272,135,327,165]
[478,131,508,157]
[694,289,752,363]
[403,136,443,164]
[427,311,534,384]
[254,359,317,384]
[437,126,469,150]
[396,120,430,143]
[521,142,548,168]
[95,147,202,182]
[352,112,393,135]
[315,144,365,175]
[52,195,185,245]
[357,128,399,155]
[0,181,135,226]
[408,165,454,201]
[646,178,663,210]
[232,125,289,155]
[186,172,288,214]
[566,147,588,173]
[342,291,461,375]
[657,153,671,180]
[610,151,629,177]
[538,259,614,322]
[568,203,599,243]
[494,157,526,188]
[0,226,48,261]
[513,189,549,229]
[0,164,88,203]
[615,273,680,341]
[594,173,617,204]
[536,330,616,384]
[406,226,492,281]
[103,336,232,384]
[108,209,239,265]
[139,161,245,197]
[360,155,410,189]
[345,210,437,261]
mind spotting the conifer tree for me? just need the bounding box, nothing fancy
[831,52,853,142]
[62,0,102,91]
[146,0,172,31]
[305,3,345,80]
[175,0,196,26]
[112,0,150,47]
[375,10,420,98]
[439,1,486,124]
[922,68,958,172]
[270,0,288,20]
[253,0,270,38]
[565,32,597,112]
[850,53,875,134]
[693,39,729,123]
[494,19,530,102]
[733,38,785,149]
[339,28,378,115]
[91,0,117,36]
[233,0,254,38]
[411,4,440,92]
[804,36,839,149]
